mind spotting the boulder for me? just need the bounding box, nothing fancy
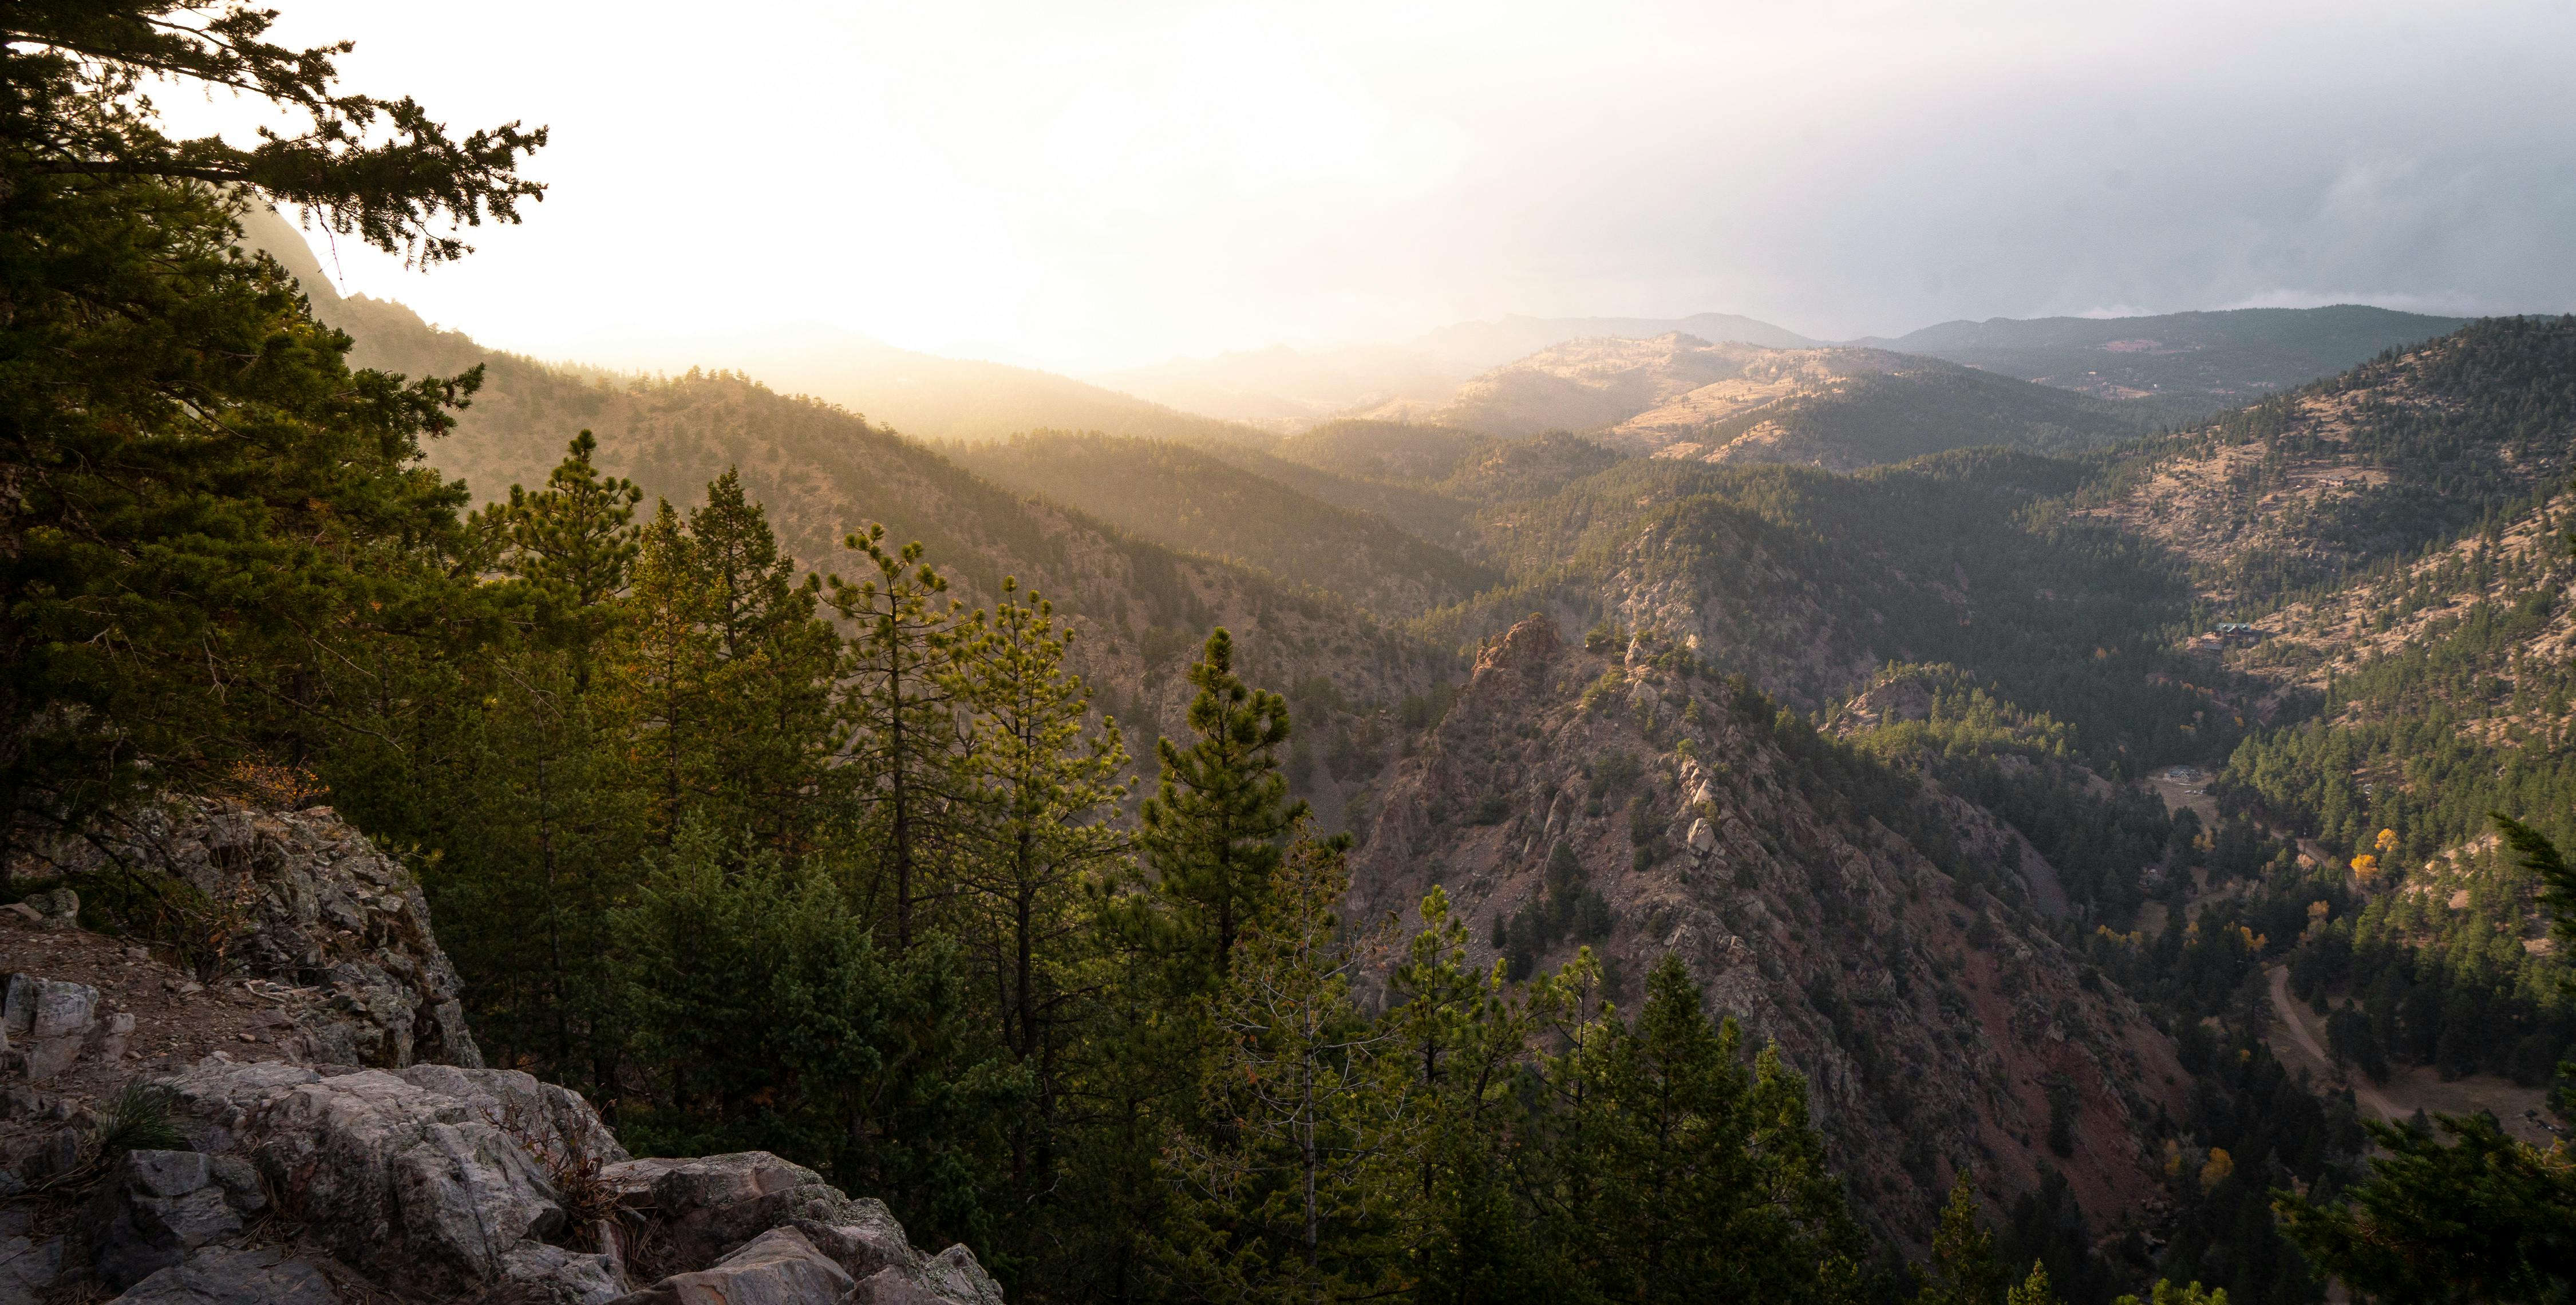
[77,1149,256,1290]
[19,886,78,930]
[610,1226,855,1305]
[1686,817,1718,856]
[110,1246,336,1305]
[602,1152,870,1272]
[27,797,480,1068]
[155,1059,623,1299]
[0,1231,62,1305]
[2,975,98,1082]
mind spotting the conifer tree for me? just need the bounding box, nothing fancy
[1140,628,1305,981]
[953,579,1129,1069]
[626,501,705,837]
[434,434,647,1092]
[1157,834,1404,1303]
[623,474,839,849]
[1385,887,1558,1300]
[829,523,970,951]
[1554,954,1865,1304]
[1918,1171,2010,1305]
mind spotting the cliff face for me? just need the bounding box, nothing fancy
[1346,615,2187,1244]
[0,802,1005,1304]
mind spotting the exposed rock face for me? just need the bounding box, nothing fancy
[23,796,480,1069]
[2,801,1006,1304]
[1349,614,2187,1244]
[0,1055,1003,1303]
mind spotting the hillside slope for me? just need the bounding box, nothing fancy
[1347,616,2188,1244]
[1092,311,1814,426]
[316,296,1451,828]
[1858,305,2471,412]
[1368,333,2147,466]
[949,432,1497,620]
[2073,316,2576,605]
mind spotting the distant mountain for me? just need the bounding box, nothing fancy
[949,432,1498,621]
[1409,311,1819,367]
[2071,315,2576,604]
[1089,344,1465,428]
[1360,332,2146,469]
[241,206,1259,448]
[1851,305,2470,417]
[1091,312,1814,428]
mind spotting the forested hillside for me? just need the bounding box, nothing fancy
[2075,315,2576,604]
[315,292,1450,822]
[1361,333,2147,469]
[14,15,2573,1302]
[949,430,1497,619]
[1854,306,2469,415]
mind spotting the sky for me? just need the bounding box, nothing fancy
[179,0,2576,373]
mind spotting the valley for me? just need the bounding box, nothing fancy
[264,192,2570,1272]
[7,13,2569,1305]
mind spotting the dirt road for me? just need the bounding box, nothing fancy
[2269,966,2404,1122]
[2265,965,2560,1142]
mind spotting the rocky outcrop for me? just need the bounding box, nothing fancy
[2,799,1006,1304]
[22,796,480,1069]
[1349,613,2187,1245]
[0,1055,1003,1303]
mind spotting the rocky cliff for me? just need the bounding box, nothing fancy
[1346,615,2188,1244]
[0,802,1003,1304]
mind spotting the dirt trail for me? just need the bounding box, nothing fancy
[2265,965,2561,1143]
[2269,967,2403,1122]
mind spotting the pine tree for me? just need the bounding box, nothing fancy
[1918,1170,2010,1305]
[1141,628,1305,982]
[953,579,1129,1068]
[427,435,649,1094]
[1384,887,1560,1301]
[828,523,969,951]
[1555,954,1865,1304]
[626,501,705,838]
[1157,835,1404,1304]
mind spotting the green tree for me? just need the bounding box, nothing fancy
[615,817,1025,1253]
[0,169,479,867]
[1156,833,1404,1304]
[623,472,839,849]
[2112,1283,2229,1305]
[952,579,1128,1071]
[828,524,969,951]
[427,434,646,1091]
[1141,628,1305,982]
[1385,886,1562,1303]
[2275,812,2576,1304]
[1917,1171,2009,1305]
[1556,954,1865,1305]
[6,2,546,264]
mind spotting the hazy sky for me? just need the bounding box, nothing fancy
[199,0,2576,373]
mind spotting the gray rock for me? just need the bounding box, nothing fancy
[30,797,482,1068]
[2,974,94,1040]
[14,1125,84,1183]
[0,1233,62,1305]
[78,1149,245,1290]
[611,1226,855,1305]
[500,1241,627,1304]
[110,1246,335,1305]
[151,1058,638,1298]
[602,1152,868,1273]
[204,1154,263,1214]
[916,1245,1006,1305]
